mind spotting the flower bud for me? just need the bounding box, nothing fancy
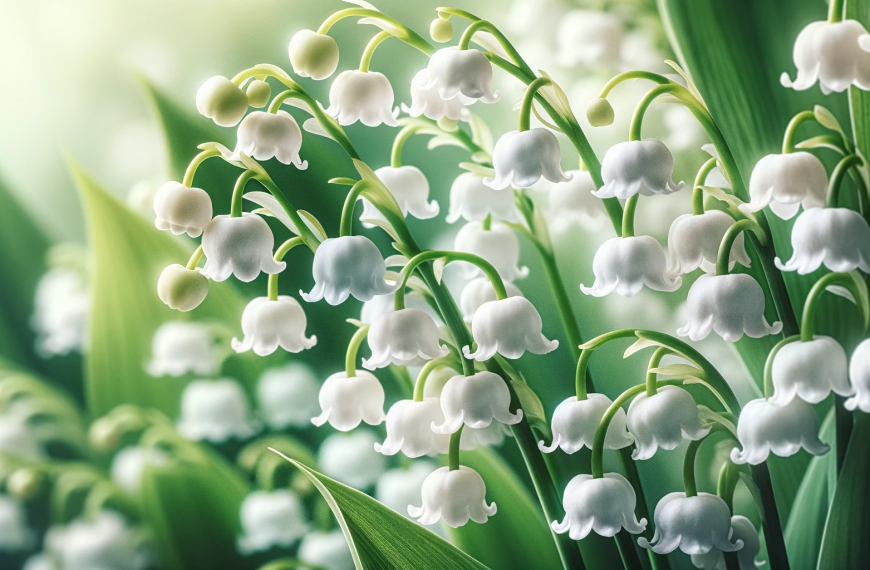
[586,97,615,127]
[289,29,340,80]
[7,468,42,500]
[89,417,122,451]
[195,76,249,127]
[430,17,454,43]
[245,80,271,108]
[157,264,209,312]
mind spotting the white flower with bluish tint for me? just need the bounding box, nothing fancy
[775,208,870,274]
[176,379,259,442]
[423,48,500,104]
[146,321,220,377]
[319,430,387,489]
[232,296,317,356]
[302,236,397,305]
[375,399,449,457]
[540,394,633,454]
[594,139,683,200]
[731,397,829,464]
[639,493,743,555]
[690,515,763,570]
[257,363,321,429]
[311,370,385,432]
[770,336,852,405]
[360,166,439,224]
[364,308,448,370]
[464,296,558,361]
[409,466,496,528]
[626,385,710,460]
[237,490,309,554]
[666,212,751,278]
[201,214,285,283]
[460,277,523,322]
[433,371,523,434]
[552,473,647,540]
[485,129,571,190]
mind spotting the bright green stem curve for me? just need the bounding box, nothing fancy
[391,125,423,168]
[622,194,639,237]
[645,347,669,397]
[827,154,864,207]
[359,31,392,72]
[519,77,553,131]
[574,349,593,400]
[717,460,739,512]
[683,439,702,497]
[254,175,321,252]
[782,111,817,154]
[597,71,671,99]
[693,158,718,215]
[186,246,203,270]
[344,325,370,378]
[455,17,533,76]
[395,250,508,311]
[339,180,372,237]
[316,8,435,56]
[801,272,865,341]
[716,218,766,275]
[183,148,220,187]
[763,335,800,398]
[448,426,463,471]
[830,0,845,22]
[267,237,305,301]
[231,169,257,217]
[413,357,454,402]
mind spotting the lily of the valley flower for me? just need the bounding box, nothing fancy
[678,274,782,342]
[690,515,763,570]
[146,321,220,377]
[32,267,90,357]
[594,139,684,199]
[298,531,353,570]
[433,371,523,433]
[302,236,397,305]
[770,336,852,405]
[463,297,559,361]
[424,48,500,104]
[311,370,386,431]
[246,80,271,108]
[485,129,572,190]
[847,338,870,412]
[540,394,633,454]
[201,214,285,283]
[461,422,513,450]
[153,181,213,237]
[447,172,518,224]
[666,211,751,277]
[782,20,870,93]
[288,29,340,80]
[237,490,309,554]
[540,169,609,230]
[0,410,44,460]
[581,236,681,297]
[552,473,647,540]
[742,153,827,219]
[459,277,523,322]
[375,461,438,519]
[196,76,248,127]
[454,221,529,282]
[730,397,830,464]
[404,69,473,121]
[111,446,169,494]
[235,111,307,168]
[257,363,321,429]
[364,308,448,369]
[626,385,710,460]
[44,511,151,570]
[775,207,870,274]
[360,166,439,224]
[408,466,497,527]
[157,264,209,312]
[0,495,35,551]
[319,430,387,489]
[232,296,316,356]
[375,399,450,457]
[327,70,399,127]
[176,379,259,442]
[556,10,624,67]
[639,493,743,555]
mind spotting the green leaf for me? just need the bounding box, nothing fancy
[274,450,492,570]
[847,0,870,156]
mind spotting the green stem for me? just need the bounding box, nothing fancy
[456,18,534,76]
[683,439,702,497]
[186,246,203,270]
[231,170,257,217]
[339,180,372,237]
[183,148,220,187]
[267,237,305,301]
[317,8,434,56]
[717,460,739,512]
[693,158,718,215]
[827,154,864,207]
[645,348,669,397]
[835,395,852,473]
[519,77,553,131]
[574,349,593,401]
[597,71,672,99]
[782,111,817,154]
[345,325,370,378]
[829,0,845,22]
[622,194,639,237]
[395,250,508,311]
[536,245,583,361]
[801,272,861,341]
[359,31,392,72]
[254,175,321,252]
[391,125,423,168]
[413,357,455,401]
[749,463,791,570]
[716,218,766,275]
[448,426,463,470]
[763,335,801,398]
[614,528,644,570]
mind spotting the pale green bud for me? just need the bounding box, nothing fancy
[195,76,249,127]
[7,468,42,499]
[586,97,615,127]
[430,18,454,43]
[246,80,272,108]
[158,264,209,312]
[289,29,339,80]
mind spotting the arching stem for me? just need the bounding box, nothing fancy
[716,218,766,275]
[183,148,220,187]
[782,111,818,154]
[693,157,718,215]
[763,335,801,398]
[186,246,204,270]
[448,426,463,471]
[395,250,508,311]
[345,325,370,378]
[267,237,305,301]
[359,31,392,73]
[801,272,869,342]
[645,347,669,397]
[231,170,258,217]
[519,77,553,131]
[316,8,434,56]
[827,154,865,207]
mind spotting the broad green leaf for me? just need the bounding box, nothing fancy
[275,450,492,570]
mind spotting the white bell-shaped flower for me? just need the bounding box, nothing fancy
[32,267,90,357]
[484,129,572,190]
[22,554,53,570]
[639,493,743,555]
[846,338,870,412]
[311,370,385,431]
[408,466,497,527]
[301,236,397,305]
[157,264,209,312]
[690,515,763,570]
[257,363,321,429]
[775,207,870,273]
[781,20,870,93]
[453,221,529,282]
[327,70,398,127]
[770,336,852,405]
[358,290,432,325]
[0,412,43,460]
[594,139,683,199]
[677,274,782,342]
[626,385,710,460]
[201,213,285,282]
[404,69,473,121]
[288,29,340,80]
[424,48,500,104]
[318,430,387,489]
[581,236,681,297]
[359,166,439,224]
[235,111,307,168]
[464,296,558,361]
[146,321,220,377]
[730,397,829,464]
[539,394,633,454]
[45,511,151,570]
[539,170,609,230]
[237,490,309,554]
[0,495,35,551]
[741,153,827,219]
[447,172,519,224]
[299,531,353,570]
[375,399,450,457]
[363,309,448,370]
[666,212,752,277]
[460,422,513,451]
[231,296,316,356]
[196,75,248,127]
[552,473,647,540]
[153,181,213,238]
[176,379,259,442]
[432,371,523,434]
[460,277,523,321]
[376,461,438,518]
[556,10,624,67]
[111,446,169,494]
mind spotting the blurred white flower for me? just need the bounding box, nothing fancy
[177,379,259,442]
[460,277,523,321]
[359,166,439,224]
[237,490,308,554]
[0,495,35,551]
[364,308,447,370]
[146,321,220,377]
[201,213,285,283]
[423,365,461,399]
[594,139,683,199]
[157,264,209,312]
[690,515,763,570]
[666,211,751,278]
[639,493,743,555]
[256,363,321,429]
[196,75,248,127]
[556,10,624,68]
[403,68,472,121]
[0,411,43,460]
[433,371,523,434]
[298,530,353,570]
[311,370,385,431]
[231,296,316,356]
[327,70,398,127]
[581,236,681,297]
[460,422,513,450]
[375,399,449,457]
[447,172,518,224]
[32,267,90,357]
[620,29,668,74]
[301,236,397,305]
[742,153,827,219]
[424,48,500,103]
[539,169,609,231]
[153,181,212,238]
[235,111,307,168]
[454,221,529,281]
[464,296,558,360]
[782,20,870,93]
[770,336,852,405]
[626,385,710,460]
[731,397,829,464]
[111,446,169,494]
[540,394,633,454]
[288,29,340,80]
[409,466,496,527]
[126,179,160,221]
[376,461,438,517]
[662,106,708,152]
[775,207,870,273]
[485,129,571,190]
[45,511,151,570]
[847,338,870,412]
[552,473,647,540]
[677,274,782,342]
[22,554,54,570]
[319,430,387,489]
